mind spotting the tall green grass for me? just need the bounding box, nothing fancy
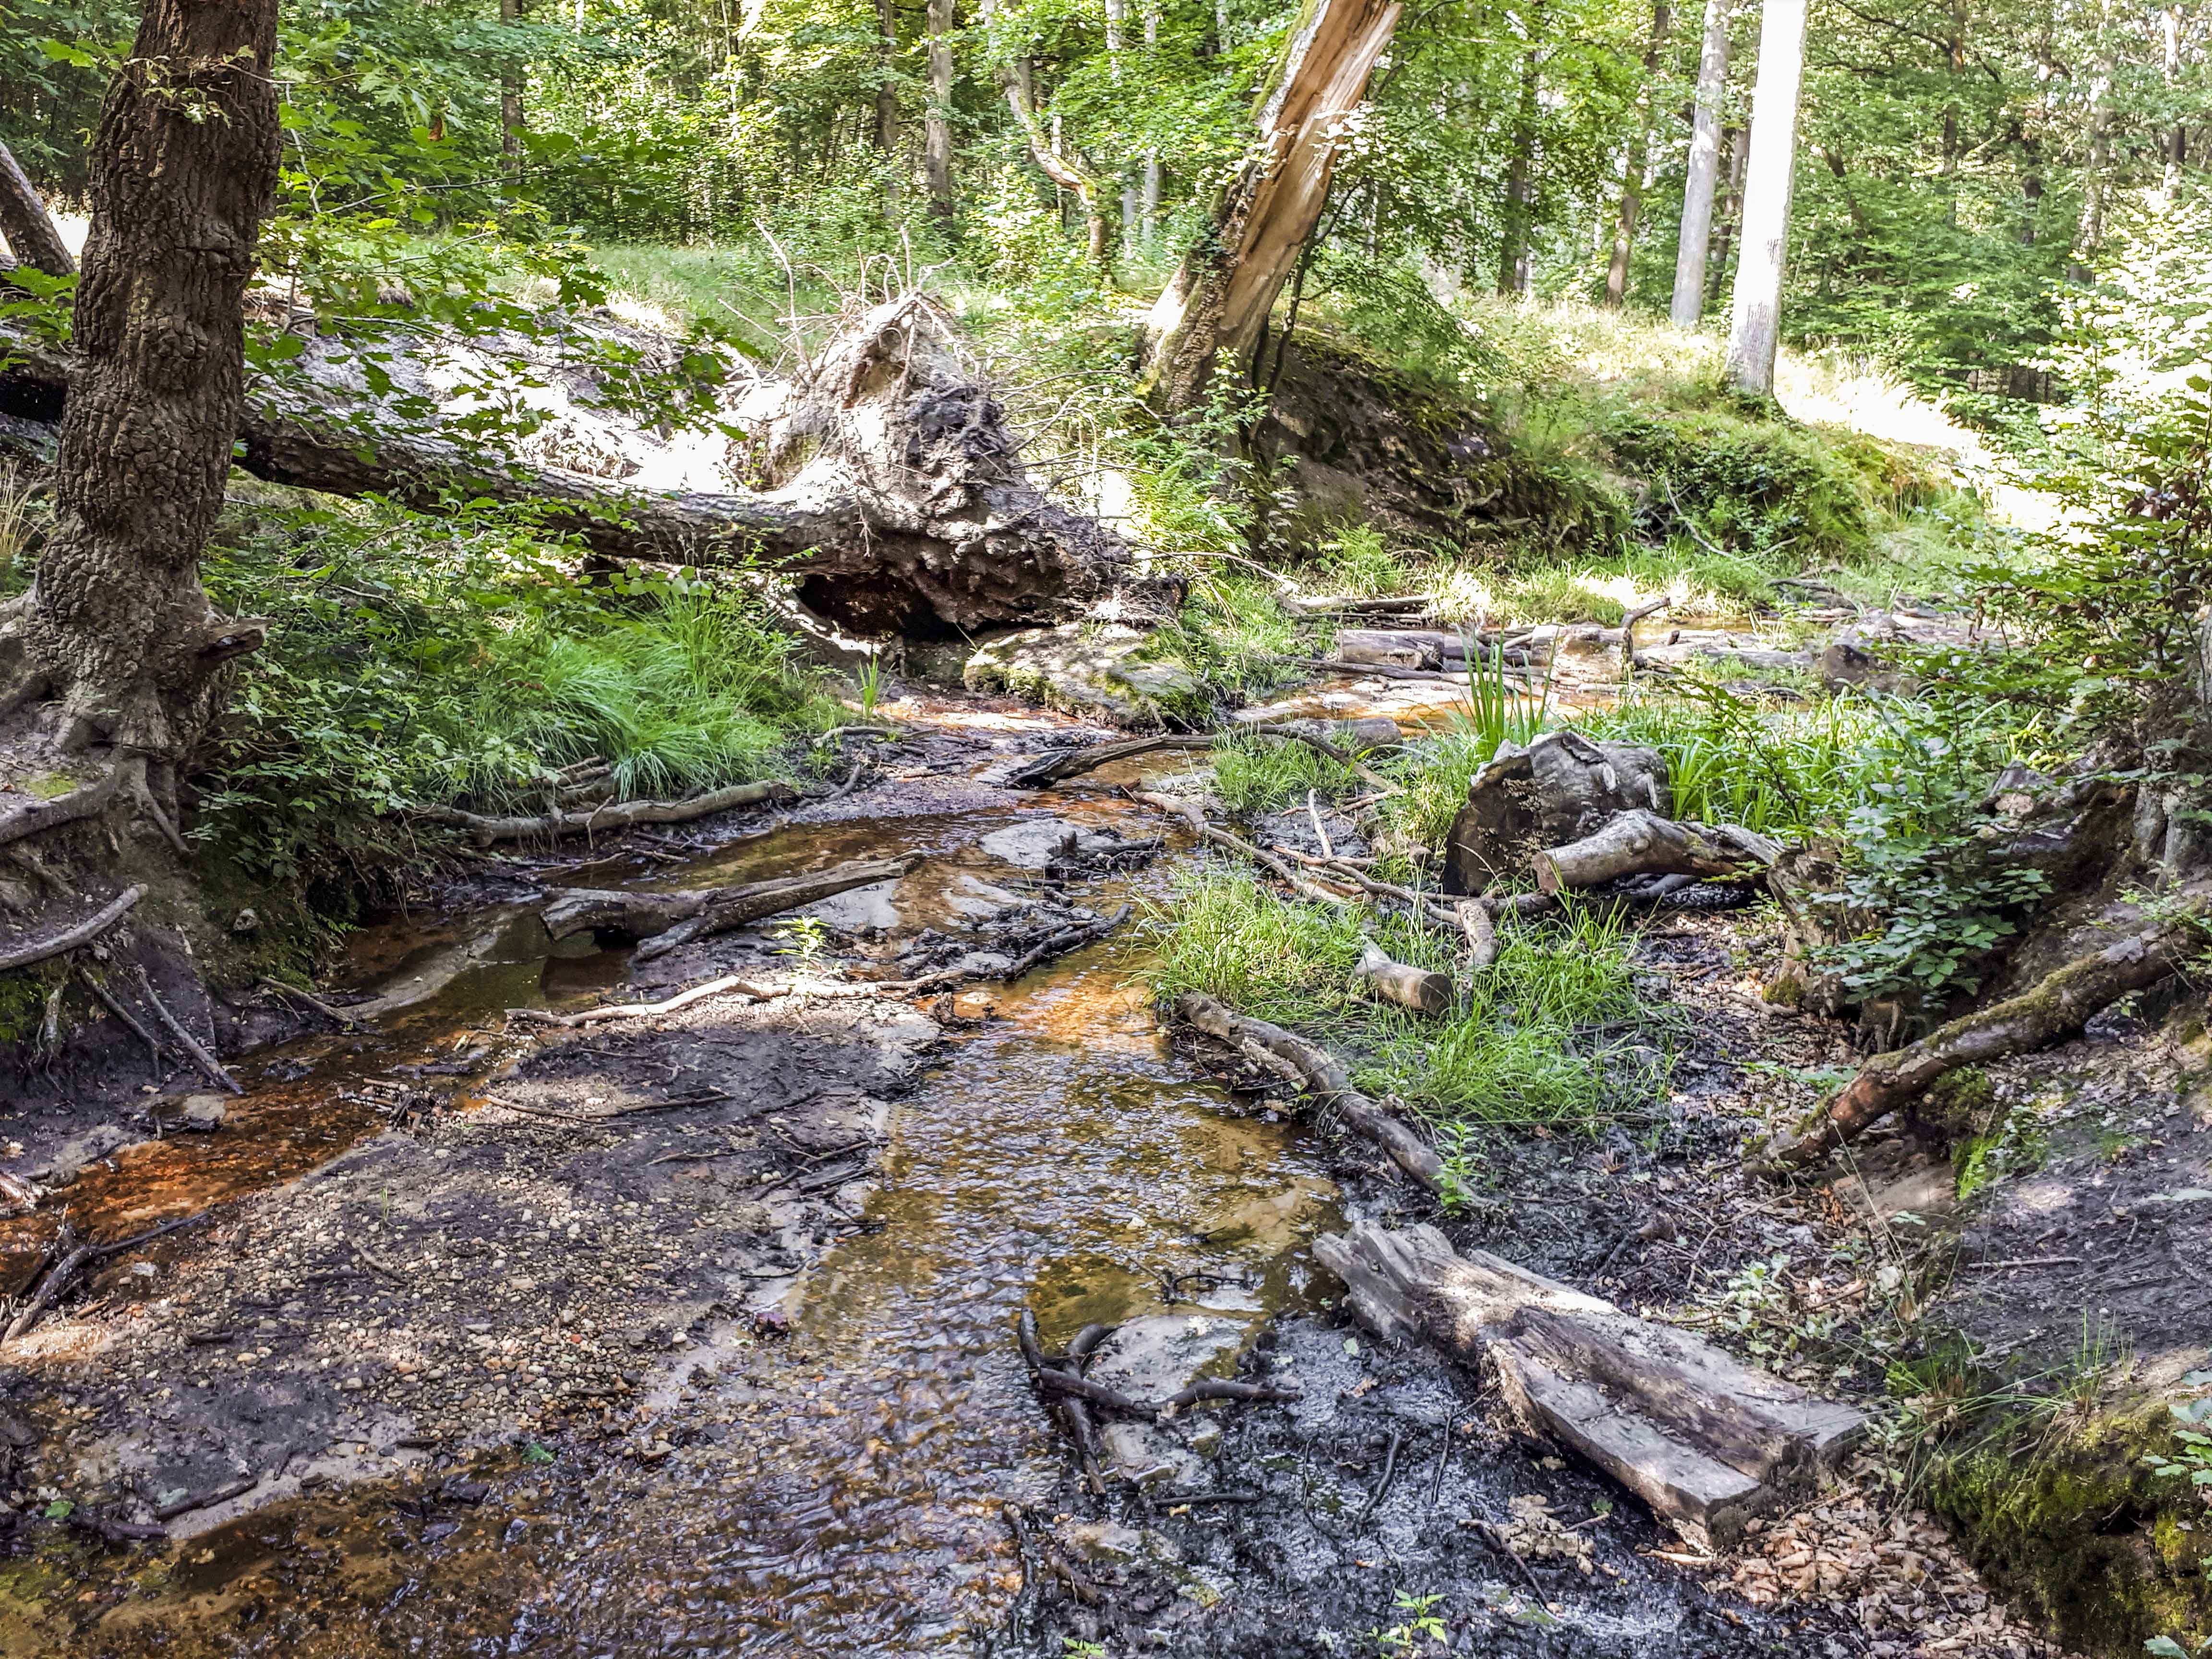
[1143,868,1662,1140]
[1211,728,1364,816]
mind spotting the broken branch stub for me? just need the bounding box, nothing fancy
[1760,916,2198,1169]
[1353,941,1453,1015]
[1313,1223,1863,1550]
[1533,810,1781,894]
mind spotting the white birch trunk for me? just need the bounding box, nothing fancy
[1670,0,1731,325]
[1724,0,1806,396]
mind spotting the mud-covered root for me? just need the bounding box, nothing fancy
[1170,992,1441,1190]
[0,881,140,973]
[1759,915,2199,1171]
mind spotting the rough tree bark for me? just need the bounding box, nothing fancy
[1497,39,1540,296]
[1603,0,1670,310]
[2,0,281,823]
[925,0,957,221]
[1705,123,1747,313]
[1669,0,1730,325]
[2,292,1142,637]
[0,139,75,277]
[1724,0,1805,395]
[1139,0,1403,412]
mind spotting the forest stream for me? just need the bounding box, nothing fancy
[0,693,1906,1658]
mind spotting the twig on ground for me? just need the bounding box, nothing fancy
[257,977,362,1030]
[133,965,240,1094]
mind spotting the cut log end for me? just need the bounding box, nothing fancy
[1354,941,1453,1015]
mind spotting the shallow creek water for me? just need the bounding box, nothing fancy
[19,761,1348,1655]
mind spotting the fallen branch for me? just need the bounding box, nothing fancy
[1760,917,2199,1169]
[134,966,241,1094]
[413,779,799,847]
[0,766,119,851]
[1458,900,1497,970]
[1534,811,1781,895]
[257,976,362,1030]
[542,857,909,954]
[507,973,773,1029]
[87,976,162,1074]
[153,1473,259,1523]
[1619,595,1671,676]
[1289,655,1493,686]
[1130,790,1355,907]
[1007,723,1393,792]
[1172,992,1440,1190]
[1354,941,1452,1015]
[0,883,143,974]
[5,1213,209,1343]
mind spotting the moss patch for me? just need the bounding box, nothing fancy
[1931,1397,2212,1657]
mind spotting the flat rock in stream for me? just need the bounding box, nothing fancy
[1086,1313,1248,1399]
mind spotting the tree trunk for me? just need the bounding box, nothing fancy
[1705,122,1747,312]
[875,0,902,212]
[1141,2,1161,243]
[985,0,1113,270]
[1496,41,1540,296]
[10,0,281,784]
[1139,0,1403,412]
[2073,39,2111,280]
[1603,0,1670,309]
[926,0,956,221]
[500,0,527,170]
[0,140,74,277]
[1669,0,1729,325]
[1723,0,1805,395]
[2,294,1141,637]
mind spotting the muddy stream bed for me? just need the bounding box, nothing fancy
[0,701,1875,1657]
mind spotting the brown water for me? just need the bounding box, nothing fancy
[20,778,1341,1656]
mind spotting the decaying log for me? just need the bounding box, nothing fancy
[625,857,912,962]
[0,139,74,278]
[2,294,1139,636]
[1457,899,1497,969]
[414,779,798,846]
[1761,916,2198,1169]
[1172,992,1440,1190]
[1354,941,1452,1013]
[1445,732,1669,895]
[1334,628,1470,668]
[1534,809,1781,894]
[1291,655,1481,686]
[1313,1222,1863,1548]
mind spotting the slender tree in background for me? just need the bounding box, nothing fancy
[1706,122,1746,312]
[1670,0,1730,325]
[1141,0,1161,245]
[1725,0,1805,394]
[500,0,526,171]
[1142,0,1403,411]
[926,0,956,222]
[1603,0,1669,308]
[0,138,73,276]
[2075,25,2112,281]
[12,0,281,807]
[1496,35,1540,295]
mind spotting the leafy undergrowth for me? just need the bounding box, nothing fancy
[197,484,842,902]
[1141,868,1668,1162]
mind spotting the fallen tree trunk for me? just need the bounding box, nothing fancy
[1172,992,1440,1190]
[1007,721,1396,790]
[0,139,74,278]
[1354,941,1452,1014]
[1760,916,2197,1169]
[1534,809,1781,894]
[0,293,1139,636]
[540,857,909,948]
[1313,1222,1863,1549]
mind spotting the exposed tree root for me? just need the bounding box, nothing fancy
[1171,991,1441,1190]
[133,964,241,1095]
[0,883,142,974]
[0,764,119,850]
[1759,916,2198,1170]
[5,1212,210,1344]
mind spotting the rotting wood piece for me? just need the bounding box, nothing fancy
[1533,809,1780,894]
[1759,915,2198,1169]
[1171,993,1440,1190]
[1354,941,1453,1015]
[1313,1222,1863,1549]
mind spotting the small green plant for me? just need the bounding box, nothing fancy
[2142,1395,2212,1491]
[1367,1589,1447,1657]
[856,652,883,721]
[767,914,831,964]
[1060,1641,1109,1659]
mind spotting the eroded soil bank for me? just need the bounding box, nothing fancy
[0,691,2097,1656]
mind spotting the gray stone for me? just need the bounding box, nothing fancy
[26,1121,138,1182]
[1098,1420,1206,1488]
[1085,1312,1247,1401]
[791,879,904,933]
[963,624,1204,729]
[977,819,1084,870]
[1444,729,1669,893]
[181,1096,227,1133]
